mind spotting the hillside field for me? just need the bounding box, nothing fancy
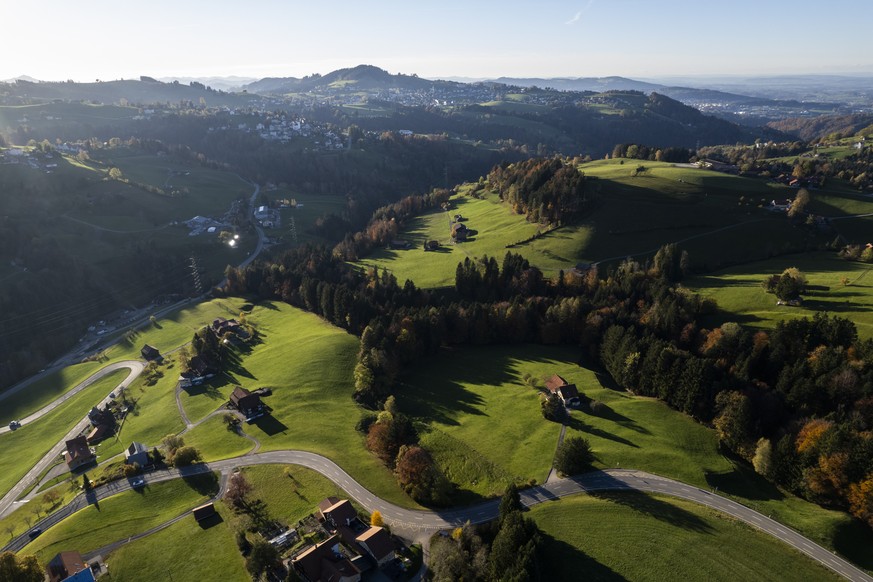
[531,493,841,582]
[398,343,873,572]
[358,160,836,288]
[688,251,873,339]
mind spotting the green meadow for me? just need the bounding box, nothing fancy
[399,343,873,571]
[103,501,247,582]
[688,251,873,339]
[238,464,352,527]
[21,473,218,563]
[0,370,128,501]
[0,363,102,426]
[531,493,841,582]
[218,302,414,508]
[358,159,836,288]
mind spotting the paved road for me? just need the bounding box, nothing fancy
[0,361,144,435]
[0,362,144,520]
[6,451,868,582]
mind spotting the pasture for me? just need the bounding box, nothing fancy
[531,493,841,582]
[21,473,219,563]
[688,251,873,339]
[357,159,833,288]
[399,343,873,570]
[103,500,247,582]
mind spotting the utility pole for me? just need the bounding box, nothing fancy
[188,256,203,295]
[289,216,298,244]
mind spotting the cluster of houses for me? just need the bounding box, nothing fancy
[85,404,116,447]
[254,204,280,228]
[772,174,821,189]
[289,497,397,582]
[0,147,59,173]
[178,318,249,388]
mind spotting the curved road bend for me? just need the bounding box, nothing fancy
[0,362,144,520]
[6,452,869,582]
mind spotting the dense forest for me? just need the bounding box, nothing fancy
[226,159,873,529]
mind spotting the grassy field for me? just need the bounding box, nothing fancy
[83,465,350,582]
[688,251,873,339]
[103,501,248,582]
[397,345,562,501]
[0,362,102,425]
[399,343,873,572]
[530,492,841,582]
[0,299,243,500]
[238,464,353,527]
[358,160,832,288]
[216,301,415,508]
[184,415,255,461]
[21,473,219,563]
[0,370,128,500]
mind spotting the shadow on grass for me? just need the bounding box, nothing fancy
[703,451,784,502]
[832,518,873,571]
[567,416,639,449]
[251,415,288,437]
[587,489,713,534]
[223,347,256,380]
[400,346,556,425]
[182,471,220,497]
[538,531,629,581]
[197,511,224,529]
[581,401,651,435]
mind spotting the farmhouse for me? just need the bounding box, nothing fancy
[229,386,266,420]
[47,550,95,582]
[140,344,161,361]
[318,497,357,529]
[355,526,395,566]
[211,317,242,337]
[124,441,149,466]
[64,436,95,471]
[179,355,218,387]
[85,424,110,445]
[291,535,361,582]
[545,374,581,407]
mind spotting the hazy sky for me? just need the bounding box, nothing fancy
[4,0,871,81]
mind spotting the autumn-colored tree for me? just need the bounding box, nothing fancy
[848,475,873,528]
[225,472,253,509]
[795,419,833,454]
[370,510,383,527]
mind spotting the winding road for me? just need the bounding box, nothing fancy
[3,449,872,582]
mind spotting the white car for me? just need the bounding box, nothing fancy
[131,478,145,488]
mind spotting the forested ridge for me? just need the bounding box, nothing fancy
[226,159,873,528]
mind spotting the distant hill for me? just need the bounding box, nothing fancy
[0,78,259,107]
[243,64,437,94]
[157,76,257,92]
[489,75,661,93]
[767,113,873,141]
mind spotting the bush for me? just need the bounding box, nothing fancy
[171,446,201,467]
[540,393,567,422]
[553,436,594,476]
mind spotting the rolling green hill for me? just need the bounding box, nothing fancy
[358,159,834,288]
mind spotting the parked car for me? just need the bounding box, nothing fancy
[8,420,21,430]
[131,478,145,488]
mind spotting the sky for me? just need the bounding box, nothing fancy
[3,0,872,82]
